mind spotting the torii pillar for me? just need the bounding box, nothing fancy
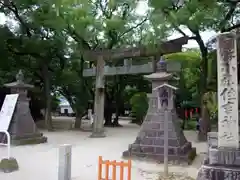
[84,37,189,138]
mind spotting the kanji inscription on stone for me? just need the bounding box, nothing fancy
[217,32,239,148]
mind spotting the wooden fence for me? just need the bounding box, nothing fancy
[98,156,131,180]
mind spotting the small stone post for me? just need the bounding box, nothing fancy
[163,109,169,177]
[58,144,72,180]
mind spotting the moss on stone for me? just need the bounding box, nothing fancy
[187,148,197,164]
[158,172,195,180]
[12,136,47,145]
[0,158,19,173]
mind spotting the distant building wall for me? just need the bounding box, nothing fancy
[60,105,74,114]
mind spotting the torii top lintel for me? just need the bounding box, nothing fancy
[83,36,189,61]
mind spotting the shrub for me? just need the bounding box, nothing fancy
[181,118,197,130]
[204,91,218,123]
[130,92,148,124]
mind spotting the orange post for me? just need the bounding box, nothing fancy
[98,156,132,180]
[127,159,131,180]
[120,161,124,180]
[112,160,117,180]
[98,156,103,180]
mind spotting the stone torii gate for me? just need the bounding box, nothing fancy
[83,36,189,138]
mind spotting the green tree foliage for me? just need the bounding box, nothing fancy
[165,50,201,107]
[203,91,218,122]
[149,0,240,95]
[130,92,149,124]
[0,0,161,129]
[148,0,240,140]
[0,0,226,133]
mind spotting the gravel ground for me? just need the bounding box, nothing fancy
[0,118,206,180]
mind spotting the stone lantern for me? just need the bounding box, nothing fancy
[1,70,47,145]
[122,57,196,164]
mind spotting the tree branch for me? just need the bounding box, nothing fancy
[118,16,148,38]
[222,23,240,32]
[7,43,43,59]
[176,27,187,36]
[98,0,110,18]
[1,1,33,37]
[67,29,91,50]
[56,10,92,50]
[66,24,91,50]
[161,8,188,38]
[219,1,238,32]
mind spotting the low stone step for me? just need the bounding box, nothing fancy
[36,120,74,130]
[11,136,47,146]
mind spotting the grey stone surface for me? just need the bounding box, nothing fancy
[208,132,218,149]
[197,165,240,180]
[122,59,196,164]
[0,125,203,180]
[89,131,106,138]
[0,70,47,145]
[58,144,72,180]
[197,32,240,180]
[197,133,240,180]
[209,147,240,166]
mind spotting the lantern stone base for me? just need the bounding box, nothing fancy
[0,97,48,146]
[89,131,106,138]
[122,144,196,165]
[122,111,196,165]
[10,133,47,145]
[0,132,47,146]
[197,132,240,180]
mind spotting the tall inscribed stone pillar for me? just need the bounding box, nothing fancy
[197,32,240,180]
[122,58,196,164]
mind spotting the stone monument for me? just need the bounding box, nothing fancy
[197,32,240,179]
[81,109,94,131]
[122,58,196,164]
[0,70,47,145]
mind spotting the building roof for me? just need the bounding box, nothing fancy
[4,70,34,89]
[59,101,70,106]
[144,72,173,80]
[4,81,34,88]
[153,83,178,91]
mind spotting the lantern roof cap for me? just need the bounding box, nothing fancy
[4,70,34,88]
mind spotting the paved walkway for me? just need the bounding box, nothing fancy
[0,121,206,180]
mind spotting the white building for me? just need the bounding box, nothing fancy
[59,101,74,116]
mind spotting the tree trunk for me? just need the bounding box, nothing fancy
[113,105,122,127]
[198,42,211,141]
[112,76,123,127]
[42,64,53,131]
[74,110,83,129]
[104,107,113,127]
[104,91,113,127]
[181,118,185,130]
[198,104,211,141]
